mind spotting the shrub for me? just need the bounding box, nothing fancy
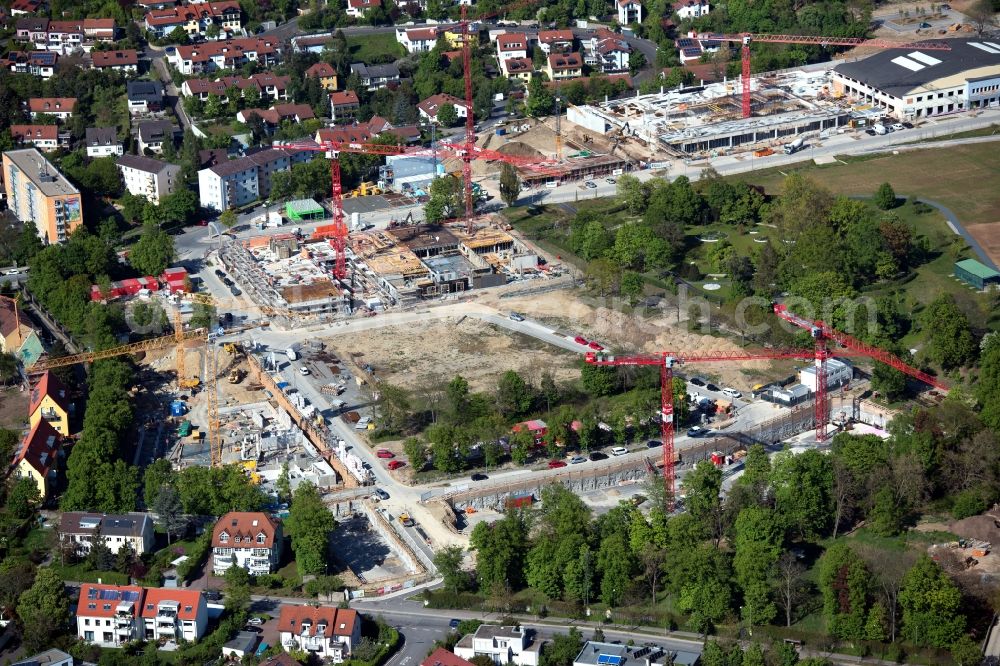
[951,489,988,519]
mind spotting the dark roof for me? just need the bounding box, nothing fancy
[117,153,173,173]
[86,127,119,146]
[224,631,260,653]
[137,119,175,142]
[350,62,400,79]
[834,39,1000,98]
[198,148,228,168]
[59,512,153,538]
[127,80,164,101]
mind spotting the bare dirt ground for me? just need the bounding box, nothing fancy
[965,222,1000,269]
[922,510,1000,578]
[480,290,775,389]
[324,316,581,393]
[0,385,29,430]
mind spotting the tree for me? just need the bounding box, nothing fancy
[526,76,555,117]
[899,555,966,647]
[864,601,888,642]
[403,437,428,470]
[541,628,583,666]
[968,0,996,36]
[435,545,468,593]
[681,460,722,537]
[469,510,529,590]
[818,543,870,642]
[771,449,833,540]
[219,209,238,229]
[6,477,41,519]
[499,162,521,207]
[17,569,70,653]
[285,481,336,576]
[153,485,187,544]
[224,564,251,612]
[129,221,175,276]
[923,295,977,369]
[733,506,783,627]
[775,551,807,627]
[276,463,291,503]
[951,635,983,666]
[616,174,648,215]
[14,221,44,265]
[425,175,463,223]
[497,370,532,417]
[873,182,897,210]
[436,103,459,127]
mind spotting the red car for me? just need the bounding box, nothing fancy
[376,449,394,459]
[387,460,405,470]
[548,460,567,469]
[588,341,604,351]
[574,335,588,345]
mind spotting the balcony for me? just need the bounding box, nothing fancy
[115,615,134,627]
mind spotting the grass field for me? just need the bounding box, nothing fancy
[346,33,404,64]
[739,142,1000,228]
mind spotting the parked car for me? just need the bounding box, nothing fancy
[299,366,310,376]
[891,123,905,131]
[214,269,225,278]
[230,286,242,296]
[387,460,404,470]
[548,460,568,469]
[722,387,743,399]
[569,455,586,464]
[471,473,489,481]
[687,426,707,437]
[611,446,628,456]
[865,128,877,136]
[372,488,389,501]
[246,617,264,626]
[605,177,617,184]
[584,181,597,189]
[509,312,525,322]
[689,377,706,387]
[574,335,589,345]
[223,277,234,287]
[449,619,461,629]
[706,383,720,392]
[376,449,394,459]
[589,451,608,461]
[646,440,662,448]
[588,341,604,351]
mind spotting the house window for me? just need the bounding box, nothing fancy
[85,631,94,641]
[257,533,266,544]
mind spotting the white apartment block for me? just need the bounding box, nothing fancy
[116,154,181,205]
[76,584,208,649]
[59,512,155,555]
[454,625,542,666]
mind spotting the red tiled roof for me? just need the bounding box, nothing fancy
[29,371,70,415]
[329,90,359,106]
[83,18,115,29]
[316,125,372,143]
[0,300,23,339]
[443,49,461,62]
[618,0,641,5]
[417,93,466,117]
[277,605,359,638]
[405,27,438,41]
[140,588,204,621]
[306,62,336,78]
[92,49,138,67]
[10,124,57,141]
[47,20,83,33]
[76,584,145,619]
[548,52,582,69]
[504,57,533,73]
[348,0,381,8]
[28,97,76,113]
[422,648,476,666]
[538,29,573,43]
[213,511,280,548]
[13,420,60,477]
[496,33,527,50]
[174,38,277,64]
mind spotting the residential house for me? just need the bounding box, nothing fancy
[5,51,57,78]
[91,49,139,72]
[181,72,291,102]
[10,420,61,500]
[211,511,283,575]
[277,605,361,662]
[10,0,47,16]
[10,125,69,151]
[167,38,280,75]
[1,149,83,244]
[117,154,181,204]
[305,62,339,91]
[136,119,177,154]
[223,631,261,660]
[537,29,573,54]
[236,103,315,132]
[137,0,177,10]
[367,116,421,143]
[417,93,468,124]
[329,90,360,121]
[592,34,631,73]
[29,371,72,435]
[676,33,721,64]
[454,625,542,666]
[75,584,146,648]
[59,512,156,555]
[12,649,74,666]
[422,648,476,666]
[144,1,242,39]
[396,26,439,54]
[28,97,76,122]
[617,0,642,24]
[291,32,336,53]
[86,127,123,157]
[198,148,229,168]
[0,299,43,368]
[573,641,702,666]
[127,80,165,115]
[15,17,48,44]
[501,56,533,81]
[83,18,116,41]
[42,20,83,54]
[672,0,709,19]
[497,32,529,63]
[315,117,420,152]
[346,0,381,18]
[260,654,301,666]
[139,588,209,643]
[349,62,400,90]
[545,52,583,80]
[198,146,311,210]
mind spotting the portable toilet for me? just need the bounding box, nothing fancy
[170,400,187,417]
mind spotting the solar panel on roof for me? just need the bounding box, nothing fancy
[677,38,693,47]
[597,656,623,665]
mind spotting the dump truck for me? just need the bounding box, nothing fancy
[398,513,414,527]
[179,377,200,389]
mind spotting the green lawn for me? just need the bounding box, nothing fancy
[346,33,405,64]
[48,562,129,585]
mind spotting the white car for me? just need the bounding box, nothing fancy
[4,269,21,276]
[891,123,905,131]
[299,366,310,376]
[246,617,264,626]
[722,387,742,399]
[610,446,628,456]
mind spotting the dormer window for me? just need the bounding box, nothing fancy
[219,532,229,543]
[257,533,266,544]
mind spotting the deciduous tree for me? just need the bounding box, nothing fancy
[285,481,336,576]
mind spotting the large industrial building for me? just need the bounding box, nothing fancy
[833,39,1000,120]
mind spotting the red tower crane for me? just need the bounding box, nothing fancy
[687,32,951,118]
[772,303,947,440]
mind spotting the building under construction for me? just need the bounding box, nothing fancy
[567,66,855,157]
